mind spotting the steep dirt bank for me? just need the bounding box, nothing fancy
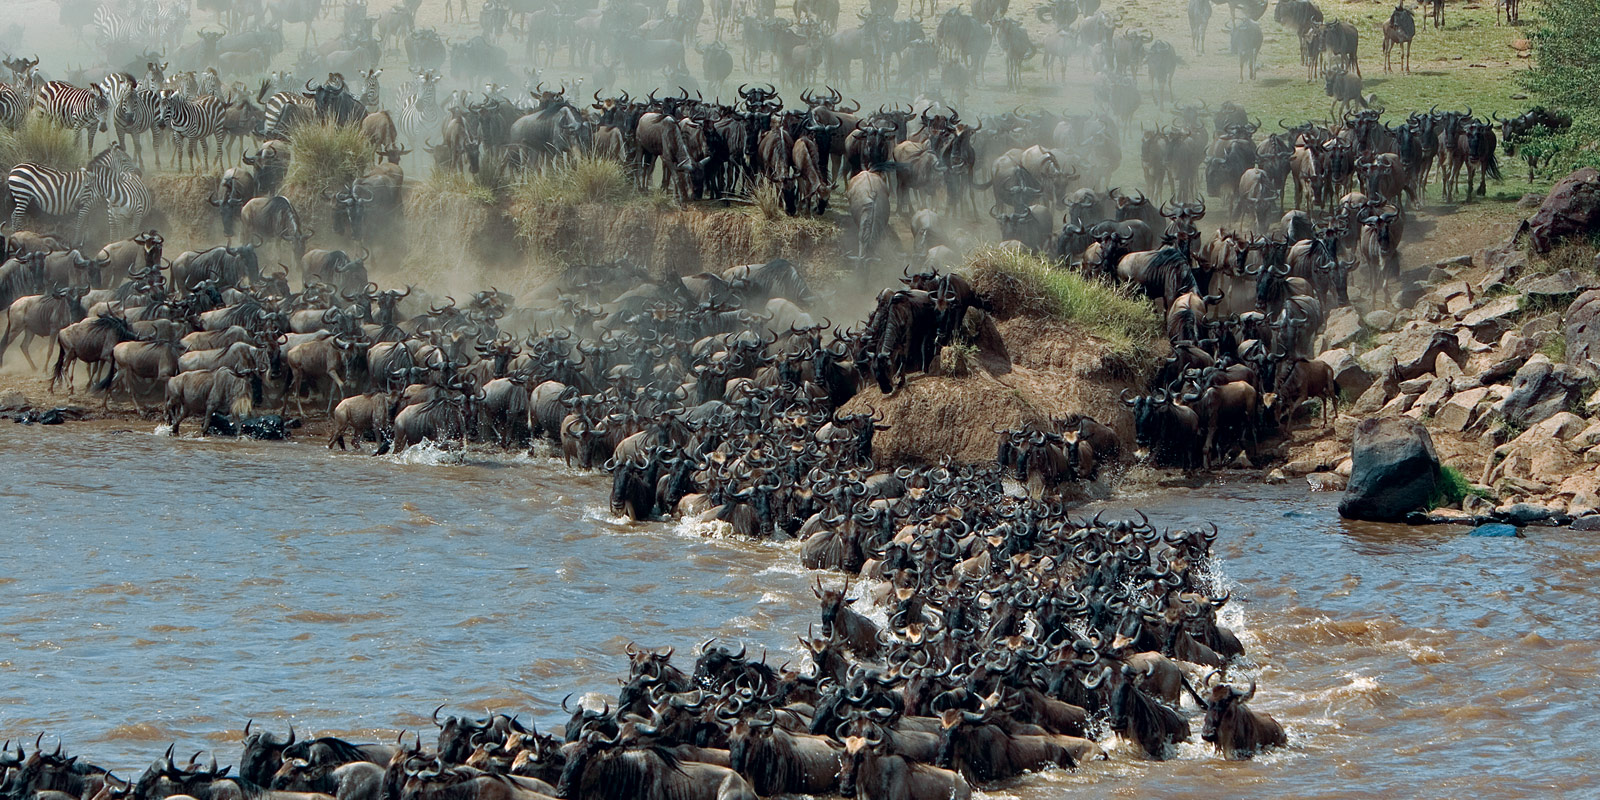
[841,316,1150,468]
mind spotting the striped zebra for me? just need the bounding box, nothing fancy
[7,144,148,242]
[0,82,26,129]
[258,87,312,140]
[199,68,223,98]
[92,6,135,52]
[395,69,441,144]
[36,80,112,154]
[115,86,164,168]
[156,90,226,171]
[358,68,382,110]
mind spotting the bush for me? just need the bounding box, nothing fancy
[510,155,635,211]
[1517,0,1600,174]
[967,244,1159,358]
[0,114,81,172]
[284,122,374,197]
[1430,464,1485,510]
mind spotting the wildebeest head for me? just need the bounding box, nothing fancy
[1201,674,1254,743]
[239,721,295,787]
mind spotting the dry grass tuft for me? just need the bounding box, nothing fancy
[284,122,374,197]
[0,114,82,172]
[509,156,636,215]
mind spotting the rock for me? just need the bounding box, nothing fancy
[1530,444,1582,486]
[1444,254,1474,268]
[1435,386,1491,432]
[1523,313,1560,341]
[1435,350,1465,380]
[1336,457,1354,477]
[1358,345,1397,378]
[1464,493,1497,515]
[1350,381,1392,416]
[1339,416,1443,522]
[1317,349,1374,398]
[1573,515,1600,531]
[1306,472,1347,492]
[1517,269,1595,302]
[1530,411,1588,442]
[1497,502,1567,526]
[0,389,26,412]
[1398,376,1433,394]
[1264,468,1289,485]
[1364,309,1397,332]
[1460,295,1523,341]
[1520,167,1600,255]
[1413,377,1452,416]
[1517,193,1545,210]
[1446,293,1475,316]
[1469,523,1521,537]
[1323,307,1363,348]
[1565,289,1600,365]
[1499,354,1587,428]
[1381,393,1418,416]
[1281,458,1319,477]
[1389,324,1465,379]
[1573,421,1600,448]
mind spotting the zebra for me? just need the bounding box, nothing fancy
[199,68,223,98]
[0,82,26,129]
[358,67,382,110]
[36,80,112,154]
[257,85,312,139]
[155,90,226,171]
[6,144,148,242]
[115,86,164,168]
[395,69,441,144]
[92,6,137,53]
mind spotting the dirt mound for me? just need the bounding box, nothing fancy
[842,317,1146,466]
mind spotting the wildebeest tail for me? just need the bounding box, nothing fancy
[1483,149,1502,182]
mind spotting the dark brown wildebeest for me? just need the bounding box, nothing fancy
[838,722,971,800]
[1382,2,1415,74]
[1200,673,1287,760]
[52,312,141,393]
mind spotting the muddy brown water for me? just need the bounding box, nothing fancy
[1,424,1595,799]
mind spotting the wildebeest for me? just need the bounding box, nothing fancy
[838,723,971,800]
[165,366,261,436]
[1200,673,1287,760]
[1090,665,1190,760]
[0,285,88,369]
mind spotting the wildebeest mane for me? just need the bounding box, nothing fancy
[283,737,369,767]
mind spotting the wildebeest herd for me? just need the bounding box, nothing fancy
[0,501,1282,800]
[0,0,1560,791]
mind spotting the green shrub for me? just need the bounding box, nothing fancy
[1430,464,1483,510]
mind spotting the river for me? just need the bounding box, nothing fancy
[1,424,1595,799]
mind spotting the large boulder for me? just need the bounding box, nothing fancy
[1498,354,1588,428]
[1339,416,1443,522]
[1566,289,1600,365]
[1518,167,1600,255]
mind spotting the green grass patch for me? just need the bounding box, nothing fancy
[1430,464,1483,510]
[0,114,81,172]
[284,121,374,197]
[967,244,1159,359]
